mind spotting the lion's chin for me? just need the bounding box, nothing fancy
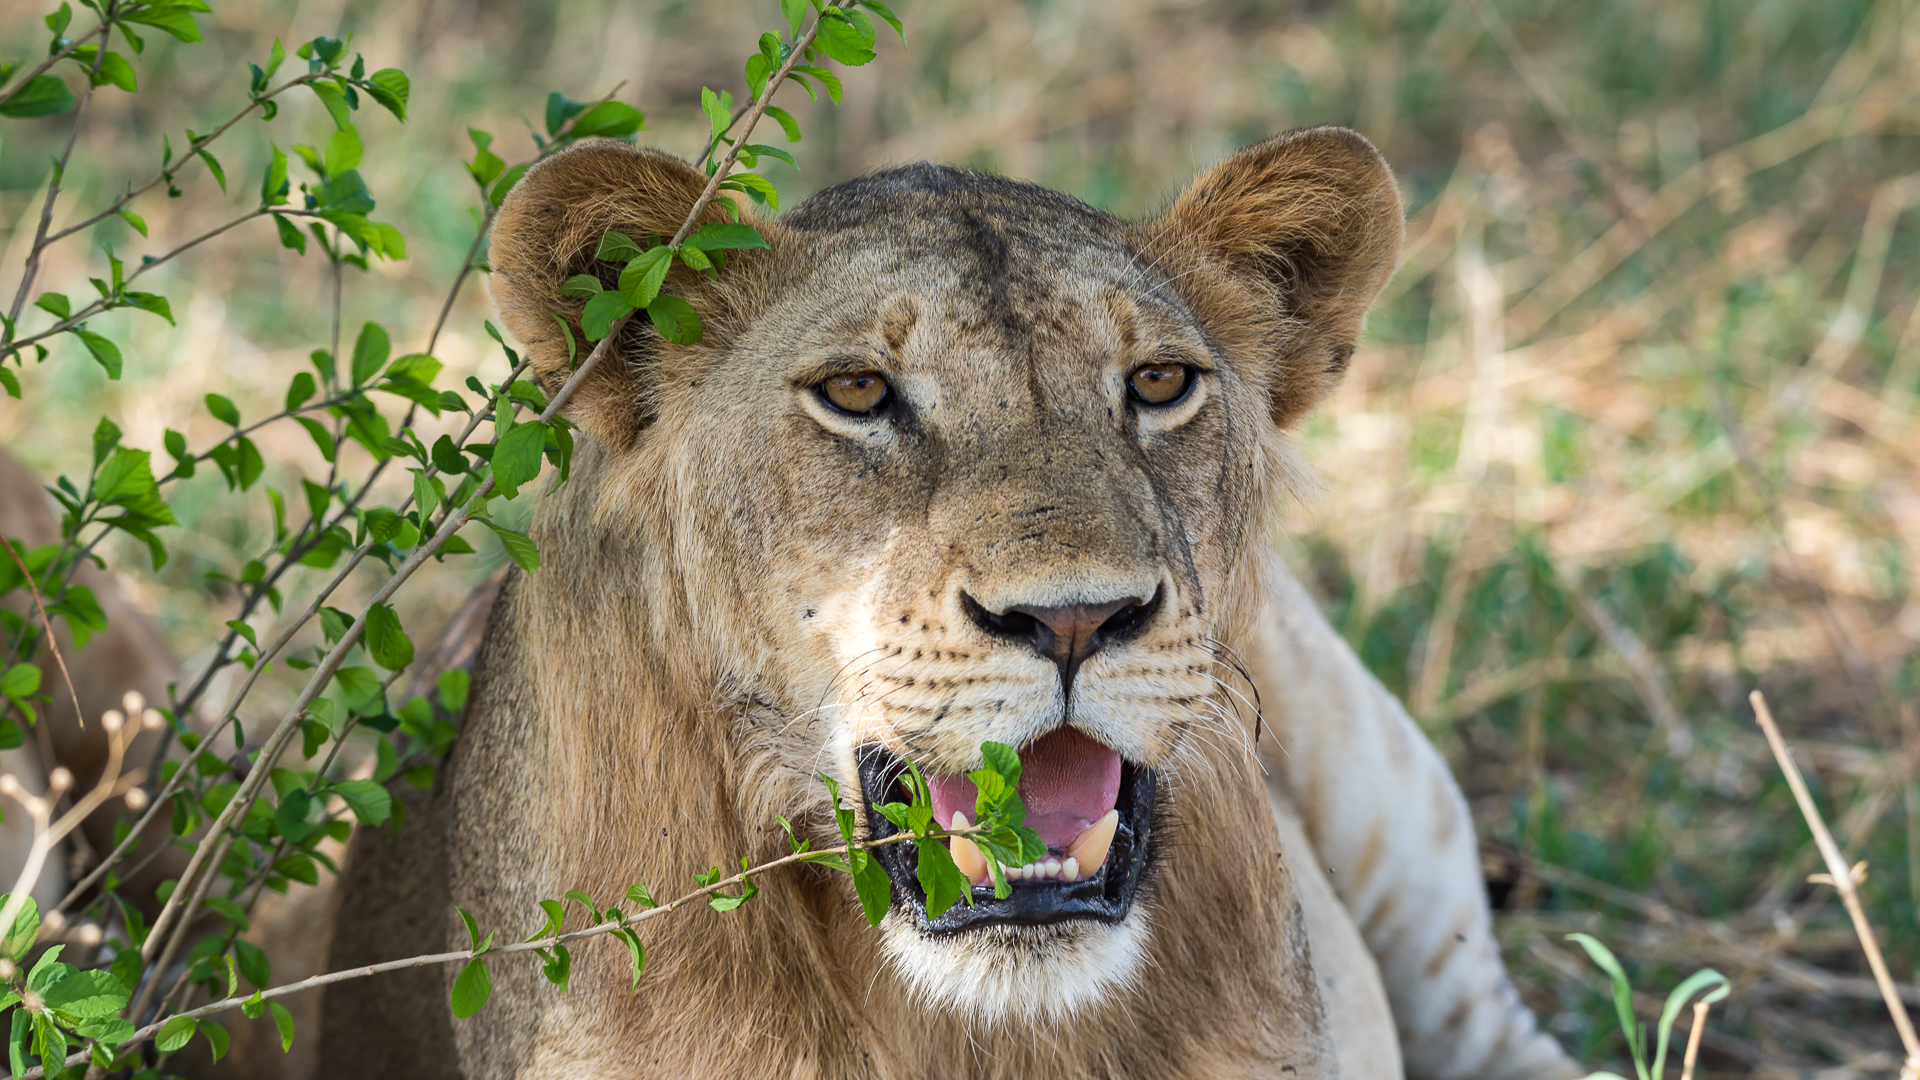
[878,912,1151,1024]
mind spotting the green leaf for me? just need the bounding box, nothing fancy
[618,247,672,308]
[792,65,842,103]
[595,230,644,262]
[268,1000,296,1051]
[33,292,69,319]
[0,894,39,960]
[482,522,540,572]
[276,788,314,844]
[364,602,414,670]
[74,1014,134,1047]
[491,420,547,500]
[451,957,491,1018]
[815,14,877,65]
[0,663,38,699]
[200,1017,231,1062]
[155,1015,198,1054]
[580,291,634,342]
[116,208,149,236]
[88,50,138,93]
[437,668,470,714]
[351,322,391,385]
[700,86,732,142]
[122,290,174,324]
[308,80,352,129]
[1566,933,1644,1074]
[850,848,890,926]
[385,352,441,388]
[1651,968,1729,1079]
[234,938,271,989]
[915,831,969,919]
[859,0,905,40]
[74,329,122,378]
[124,5,205,42]
[205,392,241,426]
[0,75,76,118]
[560,274,602,299]
[763,105,802,143]
[365,68,409,121]
[333,665,385,715]
[568,101,645,139]
[685,222,770,252]
[614,929,645,992]
[202,895,251,932]
[646,295,703,346]
[41,968,130,1018]
[273,213,308,254]
[539,943,571,989]
[194,142,228,193]
[781,0,807,36]
[720,171,781,210]
[325,125,363,175]
[332,778,393,827]
[274,852,320,885]
[544,91,589,137]
[490,163,530,206]
[740,143,796,168]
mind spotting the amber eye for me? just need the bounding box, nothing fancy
[819,372,891,415]
[1127,363,1192,406]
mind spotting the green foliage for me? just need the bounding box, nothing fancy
[0,0,909,1067]
[1566,935,1727,1080]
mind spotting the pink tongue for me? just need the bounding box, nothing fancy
[927,729,1122,854]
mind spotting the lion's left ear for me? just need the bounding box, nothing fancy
[1158,126,1403,429]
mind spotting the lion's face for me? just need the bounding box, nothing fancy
[489,130,1401,1023]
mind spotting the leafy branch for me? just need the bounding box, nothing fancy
[16,735,1031,1075]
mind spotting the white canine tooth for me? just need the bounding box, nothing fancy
[1062,856,1079,882]
[950,812,988,886]
[1044,858,1061,878]
[1067,809,1120,875]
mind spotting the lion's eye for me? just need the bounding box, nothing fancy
[1127,363,1191,406]
[819,372,891,415]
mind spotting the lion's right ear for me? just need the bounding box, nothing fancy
[1157,127,1403,430]
[488,139,776,448]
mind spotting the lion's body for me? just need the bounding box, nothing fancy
[298,132,1581,1079]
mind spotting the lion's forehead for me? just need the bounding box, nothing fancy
[768,166,1206,361]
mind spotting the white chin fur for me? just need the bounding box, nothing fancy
[877,911,1149,1024]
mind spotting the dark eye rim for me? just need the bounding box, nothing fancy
[1125,363,1197,408]
[815,373,894,418]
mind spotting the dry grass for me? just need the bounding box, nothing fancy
[3,0,1920,1074]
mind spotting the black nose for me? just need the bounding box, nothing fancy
[961,587,1162,696]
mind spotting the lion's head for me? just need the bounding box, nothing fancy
[486,128,1401,1026]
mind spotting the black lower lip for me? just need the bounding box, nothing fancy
[855,743,1157,933]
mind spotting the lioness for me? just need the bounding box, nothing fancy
[320,129,1576,1079]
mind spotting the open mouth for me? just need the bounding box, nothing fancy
[857,728,1157,933]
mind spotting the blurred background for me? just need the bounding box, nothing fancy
[3,0,1918,1074]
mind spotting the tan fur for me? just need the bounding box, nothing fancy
[322,130,1573,1080]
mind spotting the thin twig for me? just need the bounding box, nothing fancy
[25,825,980,1077]
[667,0,854,249]
[0,534,80,727]
[41,74,325,247]
[1,24,108,347]
[1750,689,1920,1075]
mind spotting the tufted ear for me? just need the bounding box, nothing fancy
[1159,126,1403,429]
[488,139,776,448]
